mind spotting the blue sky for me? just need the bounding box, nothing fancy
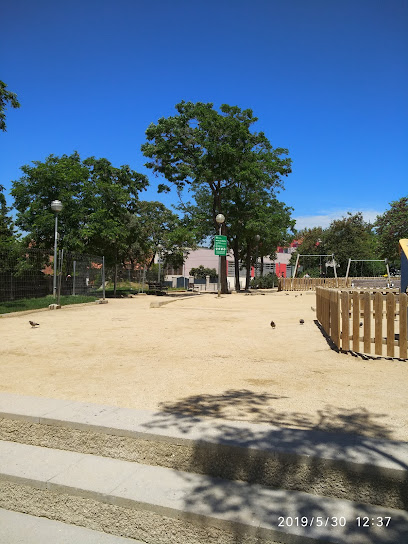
[1,0,407,230]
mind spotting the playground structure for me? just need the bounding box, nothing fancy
[293,253,338,279]
[400,239,408,294]
[345,258,390,281]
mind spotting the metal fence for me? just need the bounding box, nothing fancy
[0,248,105,302]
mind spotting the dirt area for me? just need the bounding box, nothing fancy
[1,291,407,441]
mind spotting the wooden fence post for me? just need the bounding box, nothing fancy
[341,291,349,351]
[363,292,371,354]
[386,292,395,357]
[374,291,383,356]
[352,291,360,352]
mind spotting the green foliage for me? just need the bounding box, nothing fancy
[125,201,198,269]
[0,184,18,250]
[189,265,217,279]
[375,196,408,262]
[0,80,20,132]
[142,101,292,292]
[11,152,149,265]
[292,213,383,277]
[250,272,278,289]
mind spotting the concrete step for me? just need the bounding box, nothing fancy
[0,392,407,509]
[0,508,146,543]
[0,440,407,544]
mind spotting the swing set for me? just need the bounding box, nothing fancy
[293,254,338,279]
[345,259,390,281]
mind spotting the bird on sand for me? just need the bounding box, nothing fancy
[29,320,39,328]
[311,306,316,312]
[270,321,276,329]
[299,319,304,324]
[360,322,363,327]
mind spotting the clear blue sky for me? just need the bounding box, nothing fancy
[1,0,407,230]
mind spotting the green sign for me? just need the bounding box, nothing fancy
[214,235,227,256]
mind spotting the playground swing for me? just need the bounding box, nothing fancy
[293,253,338,279]
[345,259,390,282]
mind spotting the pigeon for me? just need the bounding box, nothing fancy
[299,319,304,324]
[285,293,290,296]
[29,320,39,328]
[295,295,298,298]
[311,306,316,312]
[360,322,363,327]
[270,321,276,329]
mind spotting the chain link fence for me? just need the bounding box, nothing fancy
[0,247,105,302]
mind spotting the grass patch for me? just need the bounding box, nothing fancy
[0,295,98,315]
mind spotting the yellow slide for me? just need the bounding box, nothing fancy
[400,239,408,293]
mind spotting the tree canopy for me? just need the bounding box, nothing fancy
[11,152,149,264]
[375,196,408,262]
[142,101,292,291]
[0,80,20,132]
[291,213,382,277]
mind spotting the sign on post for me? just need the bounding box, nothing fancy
[214,235,227,256]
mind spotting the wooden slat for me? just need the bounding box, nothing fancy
[399,293,407,359]
[331,289,340,348]
[374,292,383,356]
[386,292,395,357]
[363,292,371,354]
[352,292,360,352]
[341,291,349,351]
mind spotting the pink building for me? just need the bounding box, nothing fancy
[164,243,297,289]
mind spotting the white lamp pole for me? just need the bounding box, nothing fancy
[216,214,225,298]
[157,244,163,282]
[51,200,63,297]
[255,234,260,279]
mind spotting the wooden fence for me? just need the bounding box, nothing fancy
[278,277,352,291]
[316,287,408,359]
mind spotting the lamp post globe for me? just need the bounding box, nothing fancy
[216,214,225,225]
[51,200,63,297]
[51,200,63,213]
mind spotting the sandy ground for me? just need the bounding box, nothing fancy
[1,291,407,441]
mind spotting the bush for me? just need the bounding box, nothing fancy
[250,272,278,289]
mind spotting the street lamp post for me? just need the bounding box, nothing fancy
[51,200,63,297]
[157,244,163,283]
[254,234,260,279]
[216,214,225,298]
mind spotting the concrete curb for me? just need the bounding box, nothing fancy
[1,441,407,544]
[0,508,146,543]
[0,393,407,509]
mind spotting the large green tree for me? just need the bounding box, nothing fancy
[142,101,292,292]
[0,80,20,132]
[375,196,408,263]
[0,184,17,249]
[293,213,380,277]
[124,200,198,270]
[11,152,148,264]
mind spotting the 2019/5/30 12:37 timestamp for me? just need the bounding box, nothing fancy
[356,517,391,527]
[277,516,392,528]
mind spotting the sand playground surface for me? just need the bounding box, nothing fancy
[1,291,407,442]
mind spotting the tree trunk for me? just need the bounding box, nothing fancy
[221,255,228,293]
[245,242,251,290]
[260,254,264,277]
[113,264,118,297]
[233,238,240,292]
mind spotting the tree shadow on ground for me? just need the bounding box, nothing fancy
[141,390,408,543]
